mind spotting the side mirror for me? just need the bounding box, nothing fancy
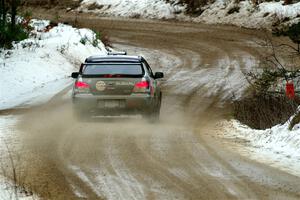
[154,72,164,79]
[71,72,79,79]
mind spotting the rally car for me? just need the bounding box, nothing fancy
[71,54,164,121]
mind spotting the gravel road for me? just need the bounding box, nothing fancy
[2,12,300,199]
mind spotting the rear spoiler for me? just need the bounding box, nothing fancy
[108,51,127,56]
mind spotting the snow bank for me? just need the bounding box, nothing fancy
[197,1,300,29]
[220,117,300,176]
[0,20,107,110]
[79,0,186,19]
[79,0,300,29]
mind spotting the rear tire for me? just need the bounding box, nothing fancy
[143,107,160,123]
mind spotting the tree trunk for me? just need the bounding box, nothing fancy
[0,0,5,26]
[10,0,18,32]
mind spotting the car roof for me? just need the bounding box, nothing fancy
[85,55,144,63]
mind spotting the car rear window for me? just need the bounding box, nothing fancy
[82,63,144,77]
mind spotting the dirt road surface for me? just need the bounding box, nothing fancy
[1,12,300,199]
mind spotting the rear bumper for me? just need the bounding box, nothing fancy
[72,93,154,114]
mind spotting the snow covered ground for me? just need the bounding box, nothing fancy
[0,20,107,110]
[219,117,300,177]
[79,0,186,19]
[79,0,300,29]
[197,0,300,29]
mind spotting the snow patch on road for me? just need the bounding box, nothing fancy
[69,165,103,197]
[0,115,20,153]
[0,115,18,138]
[220,118,300,177]
[0,116,38,199]
[68,181,88,199]
[0,175,39,200]
[0,19,107,110]
[104,134,146,200]
[166,55,257,100]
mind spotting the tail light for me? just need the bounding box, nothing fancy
[133,80,150,93]
[135,81,149,88]
[75,81,90,88]
[75,81,90,93]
